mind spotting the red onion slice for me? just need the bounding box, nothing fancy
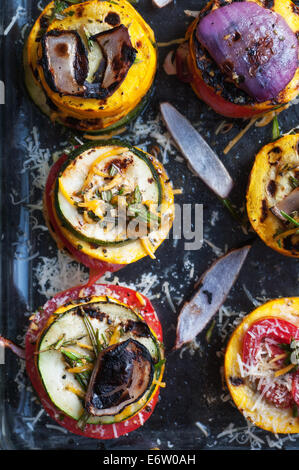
[152,0,173,8]
[175,246,251,349]
[41,30,88,96]
[196,2,298,102]
[0,336,25,359]
[271,187,299,221]
[163,50,177,75]
[160,102,234,199]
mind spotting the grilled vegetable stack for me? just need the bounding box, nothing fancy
[247,133,299,258]
[180,0,299,118]
[225,298,299,434]
[44,139,175,272]
[26,283,165,438]
[24,0,157,137]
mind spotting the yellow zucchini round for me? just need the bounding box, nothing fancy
[247,133,299,258]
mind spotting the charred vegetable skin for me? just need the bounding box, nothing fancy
[44,139,175,266]
[86,339,154,416]
[225,298,299,434]
[184,0,299,118]
[27,284,165,438]
[24,0,157,135]
[247,134,299,258]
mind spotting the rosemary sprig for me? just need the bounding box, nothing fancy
[82,309,100,355]
[37,334,86,353]
[272,116,280,140]
[60,348,93,363]
[128,203,160,225]
[109,163,119,177]
[220,197,245,225]
[77,410,90,431]
[134,185,142,204]
[280,210,299,227]
[206,319,216,343]
[54,334,66,350]
[62,354,91,389]
[289,176,299,189]
[101,333,108,349]
[96,329,103,353]
[154,359,166,370]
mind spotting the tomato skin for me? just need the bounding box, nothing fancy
[44,153,123,282]
[25,283,163,439]
[242,318,299,365]
[188,57,266,119]
[259,379,294,409]
[242,318,299,409]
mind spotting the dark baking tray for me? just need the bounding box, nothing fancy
[0,0,299,450]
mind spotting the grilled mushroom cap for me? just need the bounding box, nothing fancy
[41,30,89,96]
[86,25,137,99]
[271,187,299,221]
[85,339,154,417]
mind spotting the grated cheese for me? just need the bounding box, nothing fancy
[3,6,26,36]
[195,421,209,437]
[157,38,185,47]
[140,237,156,259]
[65,384,85,399]
[223,118,258,155]
[34,251,89,298]
[162,281,176,313]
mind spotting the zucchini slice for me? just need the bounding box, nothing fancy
[247,134,299,258]
[38,295,163,424]
[48,139,175,265]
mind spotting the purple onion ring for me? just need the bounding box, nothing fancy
[196,2,298,102]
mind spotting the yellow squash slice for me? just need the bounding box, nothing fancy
[225,297,299,434]
[247,134,299,258]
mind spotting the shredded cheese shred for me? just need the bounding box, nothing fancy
[141,237,156,259]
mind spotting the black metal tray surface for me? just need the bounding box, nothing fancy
[0,0,299,450]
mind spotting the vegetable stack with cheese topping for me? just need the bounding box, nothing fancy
[24,0,157,138]
[44,139,175,273]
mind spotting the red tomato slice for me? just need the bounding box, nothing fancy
[189,66,264,119]
[242,318,299,363]
[45,153,124,283]
[242,318,299,409]
[25,283,163,439]
[185,33,267,120]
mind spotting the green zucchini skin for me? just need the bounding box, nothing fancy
[37,299,162,424]
[81,85,154,137]
[53,139,163,247]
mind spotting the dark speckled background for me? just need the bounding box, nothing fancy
[0,0,299,450]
